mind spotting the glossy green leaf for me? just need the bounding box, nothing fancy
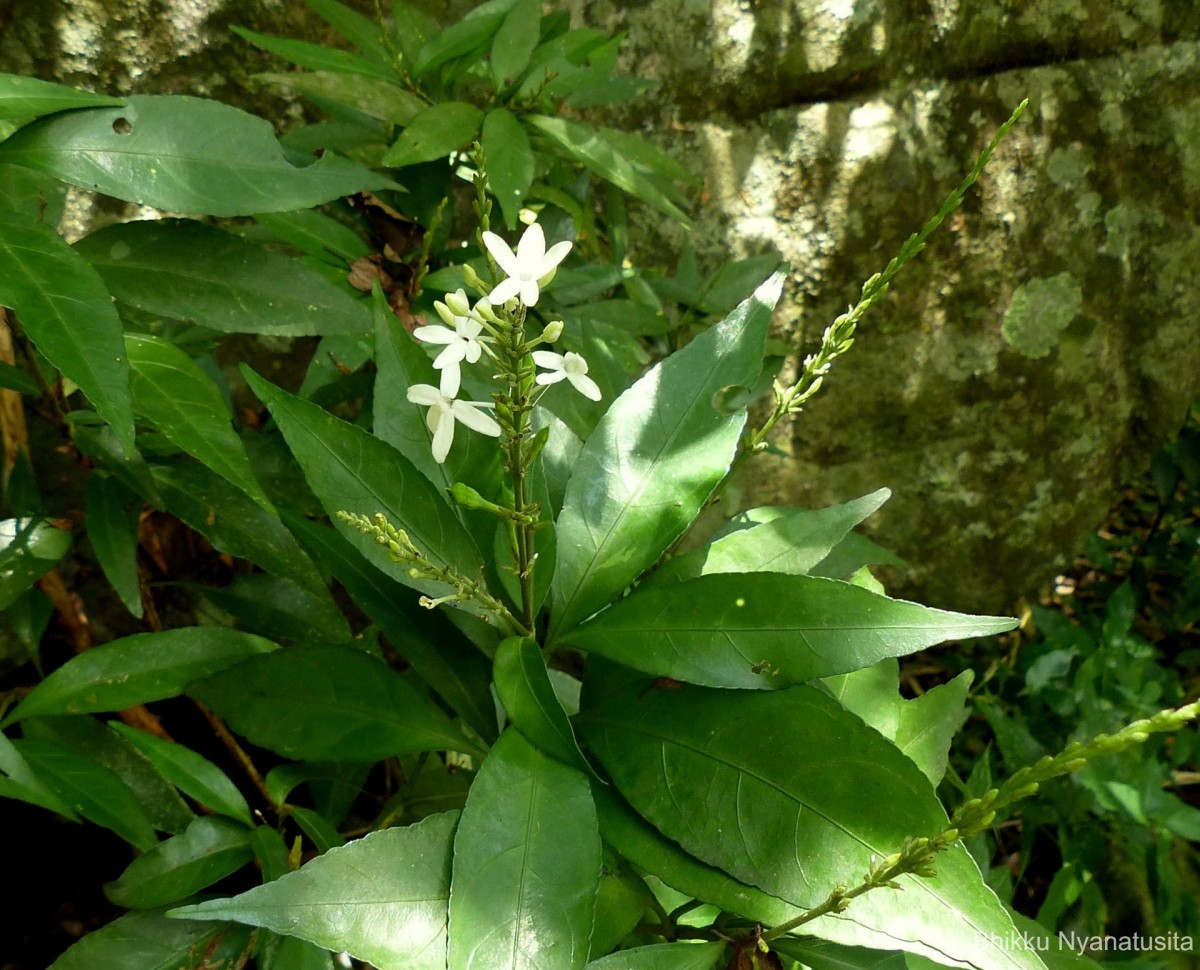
[493,636,590,774]
[106,816,254,909]
[261,932,336,970]
[0,72,121,119]
[149,458,326,594]
[0,357,41,395]
[285,513,497,742]
[491,0,541,90]
[588,848,649,959]
[585,942,725,969]
[189,644,482,762]
[255,208,370,263]
[48,911,251,970]
[448,729,600,970]
[593,126,701,188]
[86,473,143,617]
[822,658,901,741]
[193,573,351,644]
[22,715,193,835]
[242,368,485,610]
[768,938,908,970]
[482,108,534,229]
[653,489,891,585]
[232,26,398,81]
[563,573,1016,689]
[303,0,392,62]
[0,211,134,451]
[15,738,158,849]
[812,529,905,580]
[384,102,484,167]
[0,730,80,819]
[77,219,373,337]
[550,274,782,637]
[0,96,392,216]
[292,806,347,853]
[172,811,459,970]
[3,628,277,724]
[414,10,507,77]
[527,115,691,227]
[123,333,272,507]
[0,517,71,611]
[579,666,1045,970]
[255,71,424,126]
[895,671,974,785]
[109,722,253,825]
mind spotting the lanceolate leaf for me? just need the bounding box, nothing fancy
[550,274,783,637]
[579,666,1046,970]
[652,489,891,585]
[242,367,485,609]
[2,628,278,725]
[171,811,459,970]
[493,636,591,774]
[448,729,600,970]
[231,26,400,82]
[188,644,483,762]
[0,211,134,451]
[0,730,80,820]
[76,220,373,336]
[0,96,392,216]
[562,573,1016,689]
[585,942,725,970]
[105,816,254,909]
[481,108,534,229]
[124,334,271,507]
[491,0,541,91]
[86,473,143,617]
[383,102,484,168]
[302,0,392,63]
[894,671,974,786]
[48,911,251,970]
[0,72,121,119]
[0,517,72,612]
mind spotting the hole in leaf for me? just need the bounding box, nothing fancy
[712,384,752,415]
[111,117,133,135]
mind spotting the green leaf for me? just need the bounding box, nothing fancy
[149,458,327,594]
[493,636,591,774]
[255,209,370,263]
[3,628,278,724]
[448,729,600,970]
[491,0,541,90]
[171,811,459,970]
[284,513,497,743]
[0,72,121,120]
[579,666,1046,970]
[14,738,159,849]
[0,96,392,216]
[48,911,251,970]
[0,357,41,395]
[593,126,700,188]
[414,11,507,78]
[188,644,482,762]
[0,517,71,611]
[527,115,691,228]
[585,942,725,969]
[0,211,134,451]
[0,163,67,224]
[242,368,484,610]
[22,715,194,835]
[653,489,891,585]
[0,730,80,819]
[383,102,484,168]
[255,71,424,126]
[563,573,1016,689]
[197,573,352,643]
[109,722,253,825]
[293,805,347,852]
[86,473,143,617]
[105,816,254,909]
[302,0,392,63]
[482,108,534,229]
[76,219,373,337]
[232,26,399,81]
[549,274,782,637]
[124,334,272,507]
[895,671,974,786]
[261,933,336,970]
[769,938,908,970]
[821,658,901,741]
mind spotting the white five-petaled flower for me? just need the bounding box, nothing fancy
[481,222,572,308]
[532,350,602,401]
[413,288,491,374]
[406,366,501,464]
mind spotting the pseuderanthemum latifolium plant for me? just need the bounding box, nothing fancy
[0,3,1196,970]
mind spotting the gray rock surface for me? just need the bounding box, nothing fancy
[568,0,1200,613]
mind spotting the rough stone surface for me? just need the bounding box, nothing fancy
[565,0,1200,613]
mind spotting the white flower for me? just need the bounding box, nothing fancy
[532,350,601,401]
[481,222,572,307]
[413,288,491,374]
[406,367,501,464]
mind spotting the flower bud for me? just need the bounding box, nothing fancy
[463,263,486,293]
[541,320,564,343]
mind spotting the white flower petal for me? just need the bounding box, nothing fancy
[452,401,502,437]
[481,231,520,278]
[519,279,541,307]
[488,276,522,306]
[407,383,442,406]
[532,350,565,369]
[431,410,455,463]
[515,222,546,265]
[540,239,572,275]
[414,324,457,345]
[433,344,467,370]
[567,371,602,401]
[438,363,461,399]
[463,341,482,364]
[535,371,565,386]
